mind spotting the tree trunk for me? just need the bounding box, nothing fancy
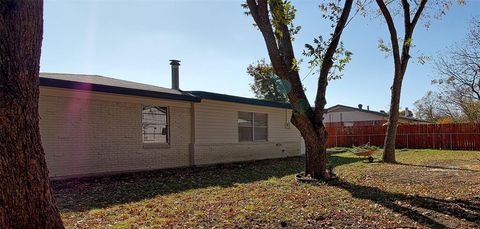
[376,0,427,164]
[0,0,64,228]
[303,132,328,179]
[383,72,404,163]
[246,0,353,181]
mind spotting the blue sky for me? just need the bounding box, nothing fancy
[41,0,479,112]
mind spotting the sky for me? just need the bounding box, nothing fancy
[41,0,480,112]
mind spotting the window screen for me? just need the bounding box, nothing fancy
[238,111,253,141]
[238,112,268,142]
[142,106,168,143]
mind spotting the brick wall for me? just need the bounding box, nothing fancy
[193,99,302,165]
[39,87,192,178]
[194,141,300,165]
[39,87,303,179]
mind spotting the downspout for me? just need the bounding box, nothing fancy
[189,101,196,166]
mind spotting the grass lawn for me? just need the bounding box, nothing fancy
[53,149,480,228]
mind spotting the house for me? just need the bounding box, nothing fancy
[39,60,302,179]
[324,104,429,127]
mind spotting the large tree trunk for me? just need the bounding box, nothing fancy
[383,72,404,163]
[0,0,64,228]
[303,130,328,179]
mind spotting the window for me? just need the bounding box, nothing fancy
[142,106,168,144]
[343,121,354,127]
[238,111,268,142]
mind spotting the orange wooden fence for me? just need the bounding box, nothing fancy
[326,123,480,150]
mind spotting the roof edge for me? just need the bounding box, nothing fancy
[188,91,292,109]
[326,104,430,123]
[40,77,201,102]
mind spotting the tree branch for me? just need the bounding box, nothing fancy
[401,0,411,30]
[375,0,401,72]
[411,0,427,28]
[246,0,283,68]
[246,0,317,137]
[314,0,354,126]
[400,0,427,74]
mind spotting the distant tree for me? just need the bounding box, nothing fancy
[414,91,445,122]
[433,17,480,122]
[0,0,64,227]
[414,17,480,123]
[413,91,458,122]
[414,91,480,123]
[435,19,480,100]
[247,59,289,102]
[244,0,354,180]
[373,0,463,163]
[414,90,480,123]
[437,116,455,124]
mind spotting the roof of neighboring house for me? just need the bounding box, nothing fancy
[39,73,201,102]
[39,73,292,109]
[187,91,292,109]
[326,104,429,123]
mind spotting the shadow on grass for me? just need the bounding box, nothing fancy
[328,179,480,228]
[53,157,304,213]
[397,162,479,172]
[328,154,365,168]
[53,154,368,213]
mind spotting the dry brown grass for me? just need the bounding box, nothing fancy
[53,149,480,228]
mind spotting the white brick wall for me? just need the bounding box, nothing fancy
[193,99,302,165]
[39,87,303,178]
[39,87,192,178]
[194,141,300,165]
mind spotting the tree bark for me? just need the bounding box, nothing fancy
[376,0,427,163]
[383,72,404,163]
[302,128,328,179]
[0,0,64,227]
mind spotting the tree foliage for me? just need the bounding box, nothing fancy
[247,59,289,102]
[303,36,353,81]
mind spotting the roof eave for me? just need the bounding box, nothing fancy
[39,78,201,102]
[188,91,292,109]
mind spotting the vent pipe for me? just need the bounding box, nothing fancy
[170,59,180,90]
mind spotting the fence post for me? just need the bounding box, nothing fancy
[368,135,371,144]
[406,134,409,149]
[335,135,338,147]
[450,133,453,150]
[433,133,435,149]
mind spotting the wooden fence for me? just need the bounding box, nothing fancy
[326,123,480,150]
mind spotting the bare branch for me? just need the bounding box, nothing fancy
[411,0,428,28]
[375,0,401,72]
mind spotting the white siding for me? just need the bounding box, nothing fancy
[323,110,385,123]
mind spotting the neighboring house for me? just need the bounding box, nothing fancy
[39,60,302,179]
[324,104,429,127]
